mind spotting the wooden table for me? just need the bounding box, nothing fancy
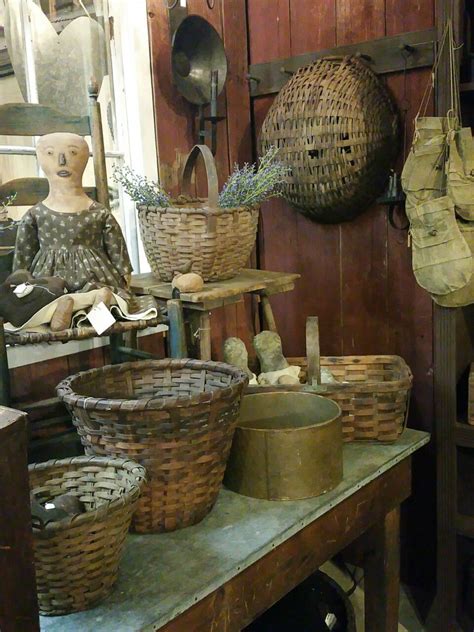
[40,429,429,632]
[131,269,300,360]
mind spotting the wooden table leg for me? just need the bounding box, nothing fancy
[259,292,277,332]
[364,507,400,632]
[186,311,211,360]
[197,312,211,360]
[0,319,11,406]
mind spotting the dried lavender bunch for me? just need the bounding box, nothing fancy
[0,193,17,220]
[218,145,287,208]
[112,164,170,207]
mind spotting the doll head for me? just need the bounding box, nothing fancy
[36,133,89,190]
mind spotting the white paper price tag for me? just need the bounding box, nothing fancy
[87,301,116,335]
[13,282,34,298]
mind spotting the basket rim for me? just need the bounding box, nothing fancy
[29,455,146,533]
[286,354,413,387]
[137,202,260,216]
[56,358,249,411]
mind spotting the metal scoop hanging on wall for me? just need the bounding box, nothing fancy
[171,15,227,155]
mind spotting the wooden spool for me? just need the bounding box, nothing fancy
[224,391,342,500]
[260,56,399,223]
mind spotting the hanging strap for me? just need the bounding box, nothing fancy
[415,19,461,127]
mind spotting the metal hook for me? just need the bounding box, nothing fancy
[246,74,261,84]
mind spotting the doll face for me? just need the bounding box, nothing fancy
[36,133,89,186]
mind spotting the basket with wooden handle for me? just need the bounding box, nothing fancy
[248,316,412,443]
[137,144,259,282]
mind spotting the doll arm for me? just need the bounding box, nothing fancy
[13,210,40,272]
[102,211,133,283]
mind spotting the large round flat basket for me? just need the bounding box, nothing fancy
[260,55,399,223]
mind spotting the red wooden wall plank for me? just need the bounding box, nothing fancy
[385,0,435,34]
[289,0,336,53]
[248,0,291,64]
[335,0,389,355]
[335,0,386,45]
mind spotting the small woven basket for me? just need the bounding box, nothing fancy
[57,359,248,533]
[248,319,412,443]
[137,145,259,282]
[30,456,146,616]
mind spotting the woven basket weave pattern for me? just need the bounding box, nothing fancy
[30,456,145,615]
[137,204,259,282]
[57,359,248,533]
[249,356,411,442]
[260,56,398,222]
[295,356,411,442]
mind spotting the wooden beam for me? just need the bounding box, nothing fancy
[248,28,436,97]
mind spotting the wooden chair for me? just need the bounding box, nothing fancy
[0,84,187,440]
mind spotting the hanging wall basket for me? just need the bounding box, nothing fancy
[260,56,399,223]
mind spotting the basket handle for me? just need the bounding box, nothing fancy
[306,316,321,386]
[181,144,219,208]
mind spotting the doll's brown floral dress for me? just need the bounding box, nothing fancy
[13,201,133,292]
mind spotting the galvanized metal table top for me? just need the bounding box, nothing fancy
[40,428,430,632]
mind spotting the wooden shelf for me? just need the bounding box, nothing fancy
[456,422,474,448]
[461,82,474,93]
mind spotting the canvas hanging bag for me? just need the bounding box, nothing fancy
[446,127,474,221]
[401,117,446,205]
[433,220,474,306]
[409,196,472,295]
[401,20,474,298]
[401,120,447,222]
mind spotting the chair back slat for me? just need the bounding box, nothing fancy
[0,178,98,207]
[0,104,91,136]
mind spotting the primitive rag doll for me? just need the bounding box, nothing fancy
[13,132,132,291]
[9,132,158,331]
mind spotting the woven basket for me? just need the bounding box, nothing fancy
[249,355,412,443]
[260,56,399,223]
[30,456,146,616]
[137,145,259,282]
[57,359,248,533]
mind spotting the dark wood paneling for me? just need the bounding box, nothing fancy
[249,0,435,425]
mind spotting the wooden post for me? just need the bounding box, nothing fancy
[0,407,39,631]
[109,332,124,364]
[306,316,321,386]
[428,1,465,629]
[0,319,11,406]
[88,79,109,208]
[259,291,277,332]
[167,299,187,359]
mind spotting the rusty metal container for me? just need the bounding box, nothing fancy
[224,391,343,501]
